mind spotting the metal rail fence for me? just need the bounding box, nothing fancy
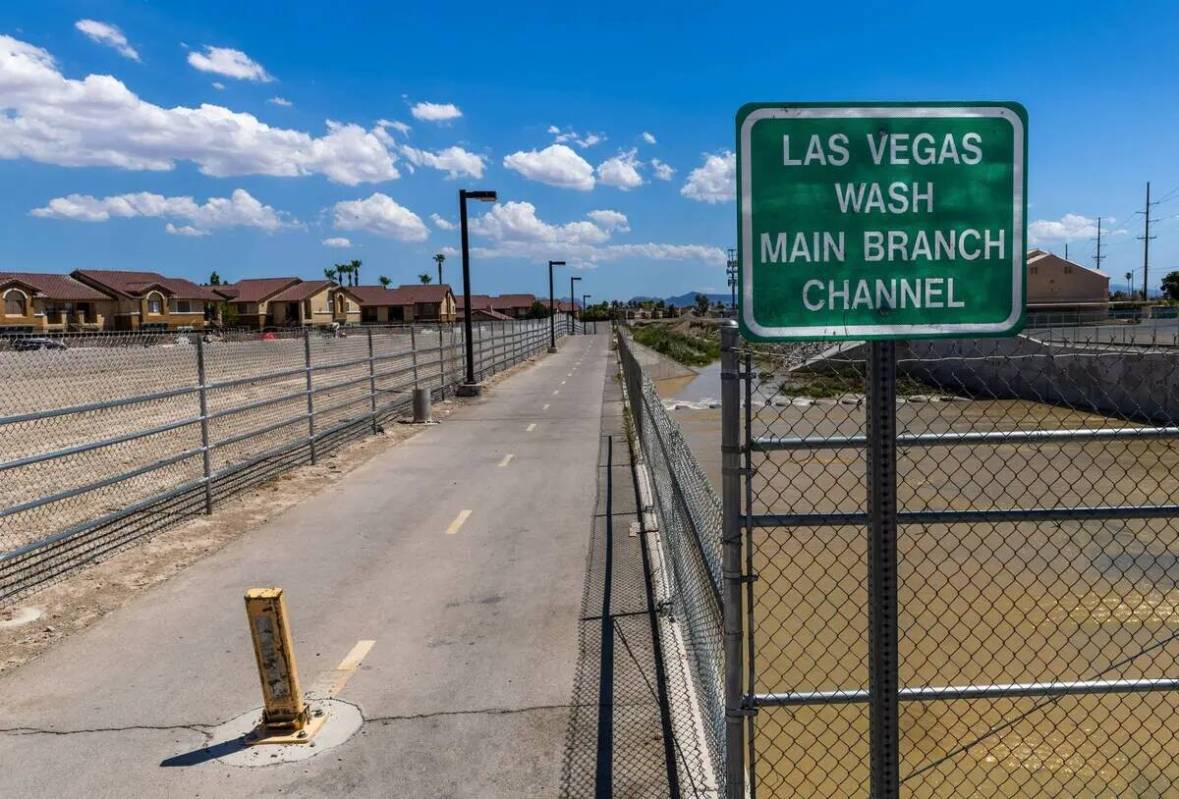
[0,318,576,603]
[720,325,1179,797]
[618,328,725,791]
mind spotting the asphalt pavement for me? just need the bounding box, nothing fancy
[0,333,616,798]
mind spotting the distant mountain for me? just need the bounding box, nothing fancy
[629,292,732,308]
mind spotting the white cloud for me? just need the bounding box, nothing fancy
[641,131,656,145]
[322,236,351,248]
[681,150,735,203]
[471,201,610,245]
[587,209,629,232]
[549,125,605,149]
[410,101,461,122]
[166,223,208,237]
[597,148,643,191]
[268,96,292,107]
[332,193,428,241]
[0,35,398,185]
[430,213,456,231]
[467,201,723,267]
[1029,213,1125,245]
[187,45,273,82]
[650,158,675,181]
[31,188,295,235]
[74,20,139,61]
[380,119,411,135]
[211,81,225,90]
[503,144,595,191]
[399,144,485,179]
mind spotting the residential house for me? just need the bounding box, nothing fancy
[1026,249,1110,322]
[353,284,456,324]
[0,272,113,332]
[219,278,363,328]
[71,269,221,330]
[215,278,301,328]
[490,294,538,318]
[266,280,362,327]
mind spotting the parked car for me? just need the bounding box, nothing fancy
[12,337,67,352]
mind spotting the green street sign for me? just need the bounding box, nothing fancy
[737,102,1027,340]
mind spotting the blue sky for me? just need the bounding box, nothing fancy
[1,0,1177,299]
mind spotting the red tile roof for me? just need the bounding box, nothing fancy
[387,284,453,305]
[491,293,537,310]
[455,294,495,310]
[0,272,111,301]
[71,269,220,301]
[223,277,301,303]
[470,307,514,321]
[268,280,334,302]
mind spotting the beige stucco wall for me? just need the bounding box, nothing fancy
[1028,255,1109,305]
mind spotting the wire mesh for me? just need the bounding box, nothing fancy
[0,319,565,603]
[741,328,1179,797]
[618,328,725,792]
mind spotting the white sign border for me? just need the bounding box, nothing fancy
[739,104,1025,339]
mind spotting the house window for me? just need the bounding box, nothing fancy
[174,299,193,313]
[146,292,164,314]
[1064,265,1073,274]
[4,289,28,316]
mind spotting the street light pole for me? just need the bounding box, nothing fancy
[548,260,565,353]
[457,189,497,396]
[570,275,581,335]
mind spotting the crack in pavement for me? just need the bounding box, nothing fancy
[0,723,215,740]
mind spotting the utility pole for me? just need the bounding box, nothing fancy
[1092,217,1105,272]
[1064,242,1069,261]
[1137,182,1159,301]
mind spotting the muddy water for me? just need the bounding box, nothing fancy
[667,396,1179,797]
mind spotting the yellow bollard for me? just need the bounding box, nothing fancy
[243,587,324,745]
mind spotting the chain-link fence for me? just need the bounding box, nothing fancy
[0,319,569,603]
[733,328,1179,797]
[618,328,725,793]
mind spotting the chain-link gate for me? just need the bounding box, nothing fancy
[721,322,1179,797]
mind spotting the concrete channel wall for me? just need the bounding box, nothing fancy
[902,335,1179,424]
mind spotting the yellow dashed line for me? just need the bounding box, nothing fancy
[446,509,472,535]
[498,453,515,467]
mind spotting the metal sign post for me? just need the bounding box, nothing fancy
[866,340,900,798]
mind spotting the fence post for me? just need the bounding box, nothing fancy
[303,329,317,465]
[196,337,214,515]
[720,319,745,799]
[438,324,447,394]
[367,328,378,434]
[866,340,900,799]
[409,323,420,388]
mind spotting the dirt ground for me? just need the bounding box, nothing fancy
[0,348,542,676]
[664,382,1179,797]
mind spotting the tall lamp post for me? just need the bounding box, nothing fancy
[570,275,581,335]
[457,189,497,396]
[548,260,565,353]
[434,252,446,286]
[726,247,738,316]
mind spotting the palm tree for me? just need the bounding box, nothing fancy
[418,273,432,284]
[348,259,362,287]
[433,252,445,285]
[324,265,338,283]
[379,275,391,288]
